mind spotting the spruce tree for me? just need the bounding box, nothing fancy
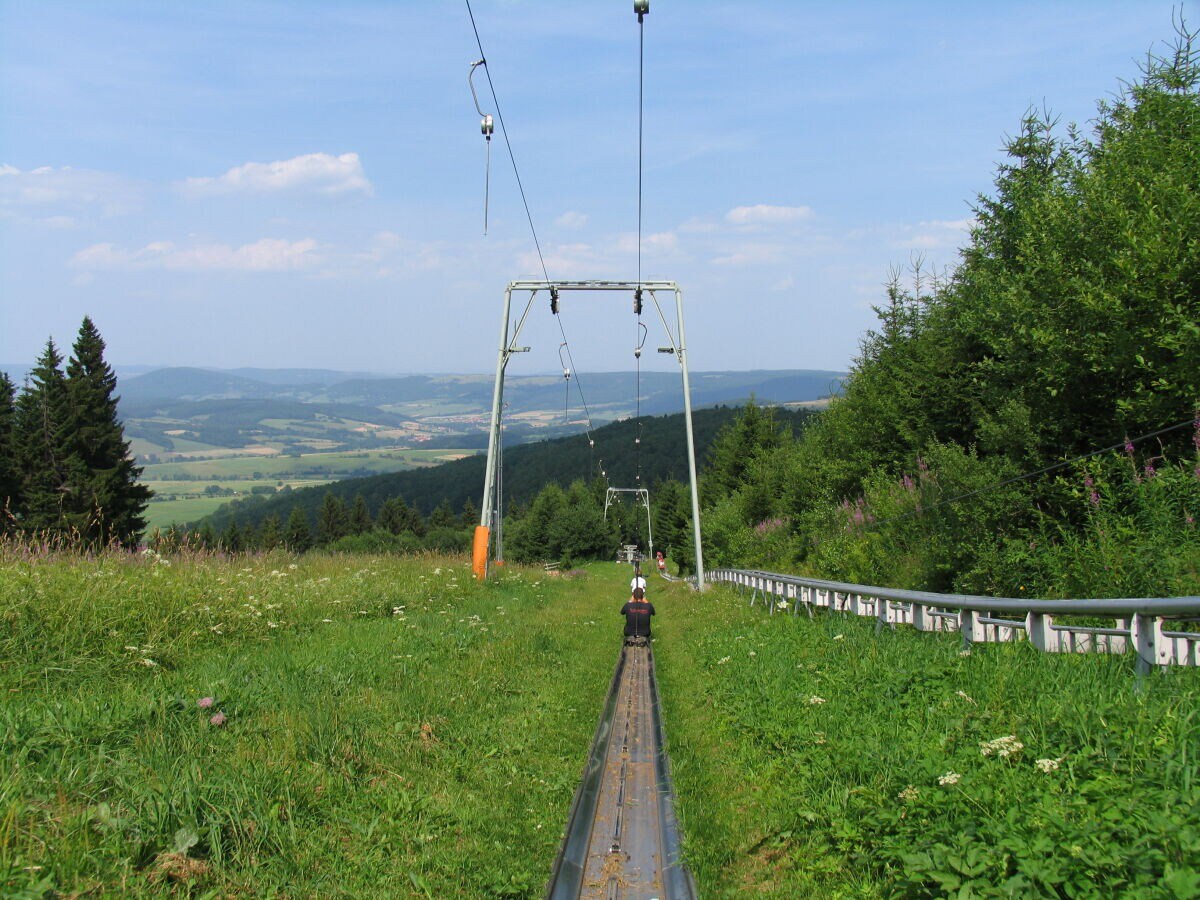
[350,493,372,535]
[317,492,349,544]
[0,373,17,531]
[285,506,313,552]
[221,519,243,553]
[259,514,281,550]
[428,499,456,530]
[14,340,72,534]
[64,317,151,547]
[460,496,479,528]
[377,496,409,534]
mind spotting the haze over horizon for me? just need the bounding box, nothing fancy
[1,1,1178,378]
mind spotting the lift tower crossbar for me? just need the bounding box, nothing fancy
[474,280,705,588]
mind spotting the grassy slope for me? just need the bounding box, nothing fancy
[1,551,637,897]
[654,585,1200,897]
[6,552,1197,897]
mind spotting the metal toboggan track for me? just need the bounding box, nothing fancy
[546,641,696,899]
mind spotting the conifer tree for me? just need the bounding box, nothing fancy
[350,493,372,535]
[428,499,456,530]
[377,496,409,534]
[317,492,349,544]
[259,514,281,550]
[0,373,17,531]
[14,340,73,534]
[222,519,243,553]
[460,496,479,528]
[197,520,217,549]
[63,317,151,546]
[284,507,313,552]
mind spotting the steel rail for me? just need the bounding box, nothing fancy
[546,642,696,899]
[707,567,1200,671]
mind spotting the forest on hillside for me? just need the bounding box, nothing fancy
[173,406,813,560]
[696,30,1200,598]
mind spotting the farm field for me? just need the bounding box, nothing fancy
[139,448,476,529]
[0,550,627,896]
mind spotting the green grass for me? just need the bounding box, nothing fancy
[142,497,237,530]
[8,551,1194,897]
[654,586,1200,897]
[0,550,629,896]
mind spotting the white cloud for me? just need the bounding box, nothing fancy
[70,237,320,272]
[555,210,589,229]
[725,204,814,226]
[615,231,680,255]
[182,152,372,197]
[0,164,141,215]
[712,242,787,267]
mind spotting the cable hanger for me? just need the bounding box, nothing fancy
[467,60,495,235]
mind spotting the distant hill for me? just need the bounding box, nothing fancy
[119,367,281,402]
[115,365,843,459]
[200,405,816,532]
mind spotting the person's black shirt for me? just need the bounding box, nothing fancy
[620,598,655,637]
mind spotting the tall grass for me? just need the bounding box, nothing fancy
[1,546,626,896]
[655,585,1200,897]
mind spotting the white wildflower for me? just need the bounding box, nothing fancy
[717,656,731,665]
[749,650,757,657]
[833,634,844,641]
[1035,757,1064,773]
[777,600,789,610]
[140,658,158,667]
[955,690,976,704]
[897,785,919,802]
[980,735,1024,758]
[808,696,826,705]
[937,771,961,786]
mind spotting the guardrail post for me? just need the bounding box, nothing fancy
[1130,613,1161,674]
[960,609,985,652]
[1025,612,1059,653]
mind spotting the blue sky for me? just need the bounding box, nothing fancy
[0,1,1180,377]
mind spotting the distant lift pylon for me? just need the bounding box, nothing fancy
[604,486,653,561]
[472,280,705,589]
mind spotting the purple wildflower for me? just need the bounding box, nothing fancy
[1090,490,1100,508]
[917,456,928,472]
[902,474,915,492]
[197,696,214,709]
[1193,416,1200,451]
[1186,513,1195,527]
[209,711,227,727]
[1124,438,1135,457]
[1083,475,1094,489]
[1144,463,1156,479]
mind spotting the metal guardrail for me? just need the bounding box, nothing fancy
[707,568,1200,673]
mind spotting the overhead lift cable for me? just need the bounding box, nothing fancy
[464,0,603,486]
[464,0,549,281]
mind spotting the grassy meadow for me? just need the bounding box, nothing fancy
[656,586,1200,897]
[4,548,1198,897]
[1,549,626,896]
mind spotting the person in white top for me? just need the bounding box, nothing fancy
[630,562,647,594]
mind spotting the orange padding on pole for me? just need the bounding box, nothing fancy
[472,525,490,580]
